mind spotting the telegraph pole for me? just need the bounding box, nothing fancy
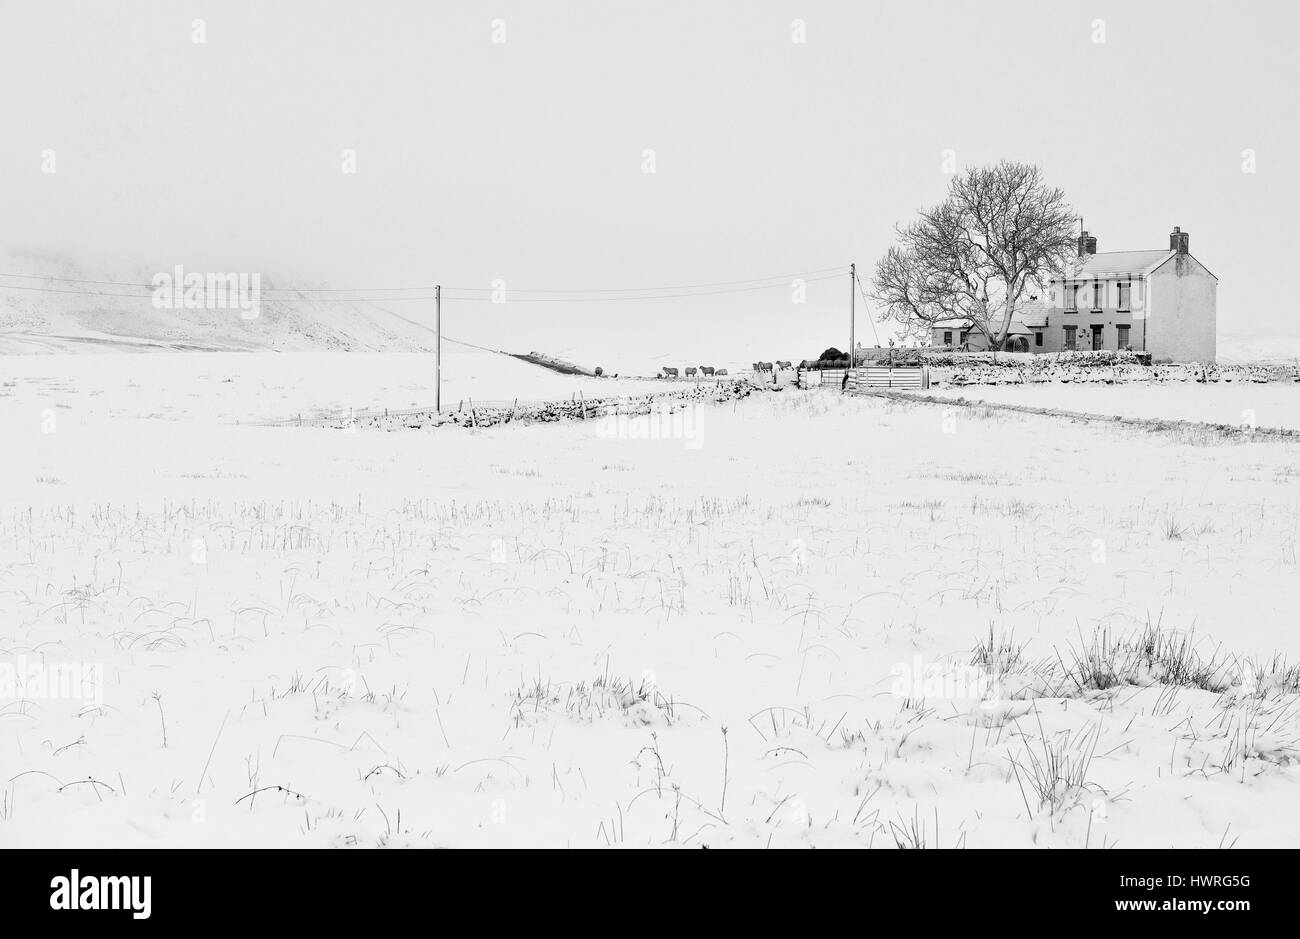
[848,262,856,370]
[435,284,441,413]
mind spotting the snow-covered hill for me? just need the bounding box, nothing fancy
[0,250,447,354]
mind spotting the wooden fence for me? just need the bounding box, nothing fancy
[797,368,848,389]
[845,366,930,391]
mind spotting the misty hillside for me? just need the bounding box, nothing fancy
[0,250,445,354]
[0,252,742,374]
[0,253,766,374]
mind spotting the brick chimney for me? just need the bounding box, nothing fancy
[1170,226,1189,255]
[1077,231,1097,257]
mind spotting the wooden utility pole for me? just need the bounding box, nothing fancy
[848,262,856,370]
[435,284,442,413]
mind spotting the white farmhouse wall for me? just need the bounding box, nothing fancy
[1146,255,1217,363]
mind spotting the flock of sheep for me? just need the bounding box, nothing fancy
[658,361,792,379]
[659,365,727,378]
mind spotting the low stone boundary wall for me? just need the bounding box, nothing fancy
[928,362,1297,387]
[267,379,772,431]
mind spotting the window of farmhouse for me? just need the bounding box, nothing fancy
[1035,331,1043,347]
[1066,284,1079,311]
[1064,325,1077,350]
[943,331,953,345]
[1118,282,1131,310]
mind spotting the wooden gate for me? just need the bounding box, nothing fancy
[845,366,929,391]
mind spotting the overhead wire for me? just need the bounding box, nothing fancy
[0,265,847,302]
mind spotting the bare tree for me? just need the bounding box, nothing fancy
[871,162,1077,350]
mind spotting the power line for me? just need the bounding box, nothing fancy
[365,302,498,354]
[439,266,846,294]
[0,284,185,300]
[853,267,882,347]
[0,271,843,304]
[444,273,843,302]
[0,265,846,298]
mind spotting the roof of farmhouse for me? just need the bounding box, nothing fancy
[1012,298,1051,328]
[1070,249,1175,277]
[1069,251,1220,281]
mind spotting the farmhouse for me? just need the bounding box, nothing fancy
[932,226,1218,362]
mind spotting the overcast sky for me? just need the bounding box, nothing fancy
[1,0,1295,363]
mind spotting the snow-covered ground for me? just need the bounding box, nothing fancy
[0,351,670,427]
[921,382,1300,432]
[2,354,1299,848]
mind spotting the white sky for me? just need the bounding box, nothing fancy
[1,0,1295,365]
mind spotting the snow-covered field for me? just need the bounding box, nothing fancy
[3,353,1299,848]
[0,351,665,427]
[925,382,1300,433]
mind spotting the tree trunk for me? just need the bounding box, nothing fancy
[994,297,1017,351]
